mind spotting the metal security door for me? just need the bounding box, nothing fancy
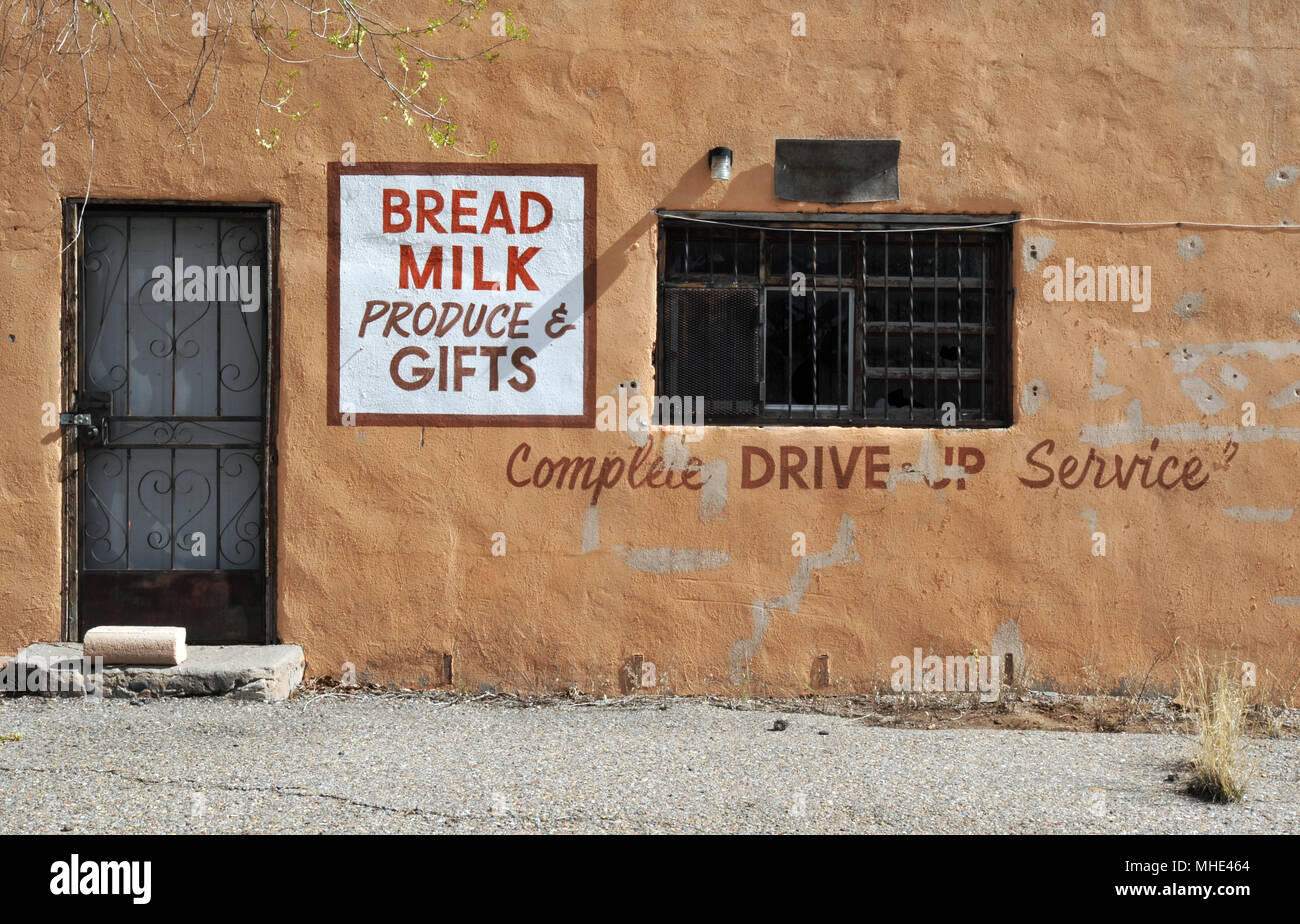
[67,206,275,644]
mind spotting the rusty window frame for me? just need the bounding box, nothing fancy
[654,211,1015,428]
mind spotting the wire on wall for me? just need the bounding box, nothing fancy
[656,213,1300,235]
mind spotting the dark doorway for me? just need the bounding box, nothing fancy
[64,203,277,644]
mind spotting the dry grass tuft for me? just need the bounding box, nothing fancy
[1179,655,1254,803]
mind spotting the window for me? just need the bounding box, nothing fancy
[655,213,1014,426]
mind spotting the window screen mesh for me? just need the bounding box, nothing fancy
[660,287,760,418]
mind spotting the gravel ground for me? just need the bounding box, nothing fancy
[0,694,1296,834]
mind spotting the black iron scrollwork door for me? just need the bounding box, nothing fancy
[70,206,273,644]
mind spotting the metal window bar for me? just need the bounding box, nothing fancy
[956,232,963,417]
[758,228,766,408]
[836,234,843,415]
[883,232,889,421]
[707,223,714,287]
[933,232,939,421]
[684,225,691,281]
[907,231,915,422]
[860,233,868,419]
[810,230,818,413]
[980,235,987,421]
[786,229,793,420]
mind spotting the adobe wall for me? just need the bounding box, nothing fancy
[2,1,1297,696]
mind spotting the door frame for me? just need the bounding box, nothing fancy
[60,198,282,644]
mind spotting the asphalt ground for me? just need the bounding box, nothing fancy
[1,694,1295,834]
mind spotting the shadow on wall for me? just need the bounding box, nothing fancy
[596,153,770,304]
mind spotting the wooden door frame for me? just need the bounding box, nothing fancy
[60,198,282,644]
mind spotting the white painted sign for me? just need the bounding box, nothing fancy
[329,164,595,426]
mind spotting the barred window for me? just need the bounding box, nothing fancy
[655,213,1014,426]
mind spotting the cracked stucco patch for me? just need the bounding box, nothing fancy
[729,514,859,685]
[1089,349,1124,401]
[1176,235,1205,261]
[1021,236,1055,274]
[1222,507,1292,523]
[581,505,600,553]
[991,620,1025,686]
[1199,341,1299,361]
[1159,340,1299,400]
[1171,292,1204,321]
[1170,345,1206,374]
[885,431,969,491]
[608,380,651,447]
[660,433,689,471]
[1267,380,1300,410]
[1080,399,1300,447]
[1180,376,1226,415]
[1143,340,1300,369]
[699,459,727,522]
[1219,364,1248,392]
[1266,165,1299,190]
[616,547,730,573]
[1021,379,1049,416]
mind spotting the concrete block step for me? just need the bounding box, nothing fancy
[4,642,305,703]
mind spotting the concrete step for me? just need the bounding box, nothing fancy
[4,642,304,703]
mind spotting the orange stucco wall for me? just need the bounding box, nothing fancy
[2,1,1298,696]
